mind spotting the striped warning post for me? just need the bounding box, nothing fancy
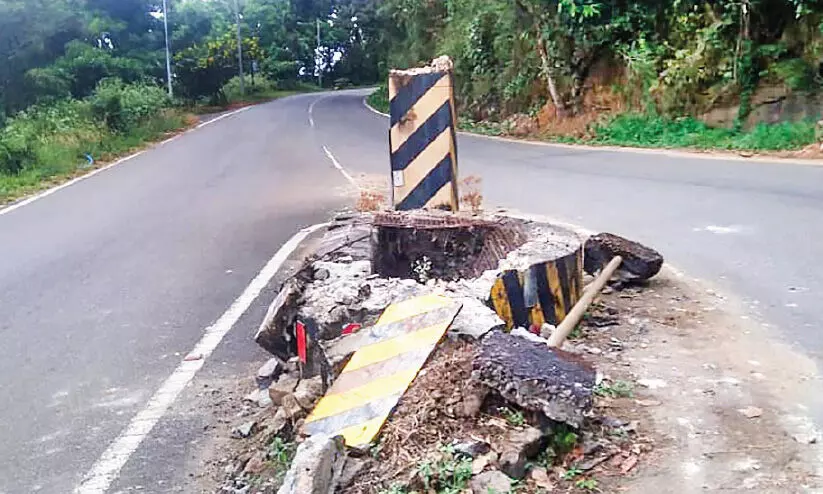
[388,62,459,211]
[490,248,584,330]
[303,294,462,449]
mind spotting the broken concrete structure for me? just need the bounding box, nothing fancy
[474,331,595,428]
[277,435,346,494]
[584,232,663,281]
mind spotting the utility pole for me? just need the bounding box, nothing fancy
[162,0,173,97]
[316,18,322,88]
[234,0,245,96]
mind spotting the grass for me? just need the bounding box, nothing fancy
[0,109,190,204]
[367,82,390,114]
[586,113,817,152]
[267,437,297,482]
[594,380,635,399]
[499,406,526,427]
[367,82,817,154]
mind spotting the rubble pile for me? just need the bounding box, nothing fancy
[222,211,664,494]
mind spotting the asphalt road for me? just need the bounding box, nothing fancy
[1,89,822,493]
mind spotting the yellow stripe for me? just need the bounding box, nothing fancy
[376,294,454,326]
[530,305,546,328]
[337,415,386,448]
[424,181,454,209]
[390,74,450,152]
[343,323,448,373]
[547,263,567,322]
[393,127,452,197]
[491,278,514,329]
[306,368,418,422]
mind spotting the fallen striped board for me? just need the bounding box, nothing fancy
[303,294,462,449]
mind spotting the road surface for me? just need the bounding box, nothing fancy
[0,89,821,493]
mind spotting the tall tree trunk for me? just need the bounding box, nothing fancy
[536,31,567,117]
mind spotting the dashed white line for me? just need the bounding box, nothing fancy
[73,222,327,494]
[322,145,358,187]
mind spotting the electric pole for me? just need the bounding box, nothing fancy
[316,18,322,88]
[234,0,245,95]
[162,0,173,97]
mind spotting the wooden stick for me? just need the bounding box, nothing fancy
[548,256,623,348]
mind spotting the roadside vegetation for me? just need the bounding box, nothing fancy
[374,0,823,154]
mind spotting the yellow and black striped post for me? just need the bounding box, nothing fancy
[388,59,459,211]
[490,248,584,331]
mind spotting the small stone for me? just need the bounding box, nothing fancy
[459,388,488,418]
[620,454,639,474]
[314,268,331,281]
[499,427,544,479]
[294,376,324,409]
[256,358,282,387]
[469,471,513,494]
[586,346,602,355]
[637,378,667,389]
[540,323,556,339]
[793,432,819,444]
[243,452,267,475]
[281,394,305,419]
[529,468,554,490]
[472,452,496,475]
[232,421,256,439]
[635,399,661,407]
[738,406,763,419]
[453,440,491,458]
[511,327,550,345]
[269,375,300,406]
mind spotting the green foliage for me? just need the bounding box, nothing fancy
[0,81,184,203]
[266,437,297,481]
[594,380,635,399]
[416,451,475,494]
[591,113,817,151]
[367,83,390,113]
[89,78,170,132]
[499,407,526,427]
[575,478,600,491]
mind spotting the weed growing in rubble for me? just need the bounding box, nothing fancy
[499,406,526,427]
[356,190,386,212]
[416,453,474,494]
[594,380,634,399]
[379,485,407,494]
[267,437,296,481]
[459,175,483,212]
[562,466,584,480]
[575,478,600,491]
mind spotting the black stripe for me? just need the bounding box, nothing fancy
[534,264,557,326]
[390,102,452,172]
[390,72,445,127]
[396,155,453,210]
[556,256,573,316]
[502,271,529,329]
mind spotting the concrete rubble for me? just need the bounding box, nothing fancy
[584,232,664,281]
[474,331,596,428]
[231,211,668,493]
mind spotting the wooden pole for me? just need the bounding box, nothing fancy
[547,256,623,348]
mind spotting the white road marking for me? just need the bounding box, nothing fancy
[362,96,389,117]
[196,106,249,129]
[693,225,743,234]
[0,106,251,218]
[308,94,332,128]
[322,145,358,187]
[73,222,327,494]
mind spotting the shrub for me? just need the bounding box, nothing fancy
[89,78,170,132]
[368,83,390,113]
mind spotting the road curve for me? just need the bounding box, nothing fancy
[1,89,822,492]
[315,90,823,373]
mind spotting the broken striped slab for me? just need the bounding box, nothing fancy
[303,294,462,449]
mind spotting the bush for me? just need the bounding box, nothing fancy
[367,83,390,113]
[89,78,170,132]
[590,113,816,151]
